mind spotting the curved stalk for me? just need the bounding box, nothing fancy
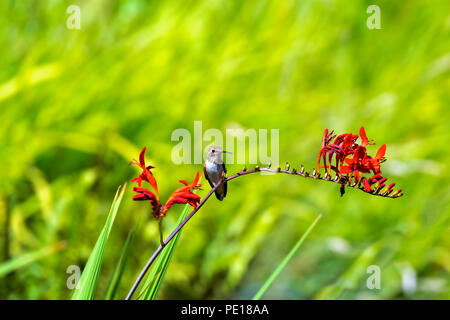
[125,165,402,300]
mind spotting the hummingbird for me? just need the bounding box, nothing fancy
[204,146,231,201]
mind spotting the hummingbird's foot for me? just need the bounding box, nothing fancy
[213,173,226,188]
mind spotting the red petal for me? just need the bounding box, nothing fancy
[342,134,354,151]
[143,170,159,197]
[161,194,201,216]
[354,145,366,160]
[360,127,368,146]
[376,144,386,160]
[132,187,157,201]
[344,158,353,165]
[340,166,353,174]
[369,173,382,180]
[132,193,150,201]
[130,176,143,187]
[139,147,147,166]
[322,129,329,147]
[362,178,372,192]
[191,171,200,187]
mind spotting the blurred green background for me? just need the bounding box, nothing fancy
[0,0,449,299]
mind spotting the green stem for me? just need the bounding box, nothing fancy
[158,219,164,247]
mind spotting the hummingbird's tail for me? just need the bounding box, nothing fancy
[214,181,227,201]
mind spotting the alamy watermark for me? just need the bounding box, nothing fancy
[171,121,279,170]
[66,265,81,289]
[366,265,381,289]
[366,5,381,30]
[66,5,81,30]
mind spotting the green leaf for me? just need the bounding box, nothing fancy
[253,214,322,300]
[138,203,191,300]
[0,242,65,278]
[104,227,136,300]
[71,184,126,300]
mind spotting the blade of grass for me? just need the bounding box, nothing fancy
[138,203,191,300]
[72,183,126,300]
[252,214,322,300]
[0,241,65,278]
[104,227,136,300]
[136,268,162,299]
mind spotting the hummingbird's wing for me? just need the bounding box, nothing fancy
[220,162,227,199]
[203,162,214,189]
[204,162,227,200]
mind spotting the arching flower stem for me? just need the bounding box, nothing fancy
[125,163,402,300]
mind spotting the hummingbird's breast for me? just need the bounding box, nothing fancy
[205,160,222,183]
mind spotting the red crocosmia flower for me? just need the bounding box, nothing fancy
[317,129,359,175]
[359,126,374,147]
[160,172,201,217]
[130,147,202,219]
[318,130,343,173]
[367,144,386,173]
[132,187,161,214]
[318,126,385,178]
[340,145,370,182]
[317,129,336,172]
[317,127,403,198]
[130,147,159,199]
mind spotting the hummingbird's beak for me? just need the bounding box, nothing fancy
[222,150,232,154]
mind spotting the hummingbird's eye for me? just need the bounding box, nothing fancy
[212,149,215,153]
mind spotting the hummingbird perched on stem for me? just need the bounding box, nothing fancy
[204,146,231,201]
